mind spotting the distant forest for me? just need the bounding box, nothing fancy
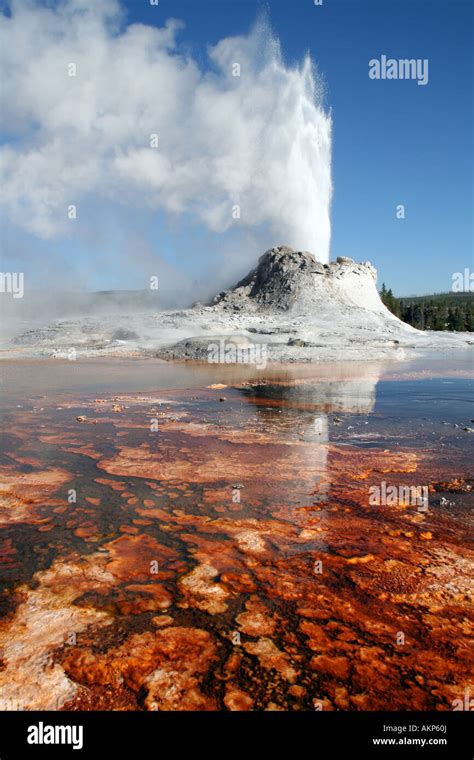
[380,285,474,332]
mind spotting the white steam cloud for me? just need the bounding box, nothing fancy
[0,0,333,262]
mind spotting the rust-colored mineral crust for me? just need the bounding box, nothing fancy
[0,378,472,711]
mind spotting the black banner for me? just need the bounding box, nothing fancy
[0,710,471,758]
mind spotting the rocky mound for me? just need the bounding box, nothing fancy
[4,246,472,363]
[210,246,390,315]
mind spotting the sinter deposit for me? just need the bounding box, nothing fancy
[6,246,473,362]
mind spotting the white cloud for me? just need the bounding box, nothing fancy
[0,0,332,261]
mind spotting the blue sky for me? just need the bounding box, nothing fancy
[1,0,472,296]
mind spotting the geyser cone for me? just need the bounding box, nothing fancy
[211,246,392,315]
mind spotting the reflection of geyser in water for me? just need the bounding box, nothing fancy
[238,364,380,417]
[241,378,377,415]
[238,364,382,506]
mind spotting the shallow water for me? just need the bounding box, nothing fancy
[0,356,472,711]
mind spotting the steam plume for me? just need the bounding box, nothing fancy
[0,0,332,261]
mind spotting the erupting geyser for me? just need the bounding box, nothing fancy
[0,8,332,262]
[280,66,332,260]
[243,30,333,261]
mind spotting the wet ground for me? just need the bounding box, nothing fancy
[0,356,472,711]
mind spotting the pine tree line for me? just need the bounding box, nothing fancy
[379,284,474,332]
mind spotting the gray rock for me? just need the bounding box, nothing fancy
[110,328,139,341]
[288,338,309,347]
[209,246,378,314]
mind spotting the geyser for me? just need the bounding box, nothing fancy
[0,3,333,262]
